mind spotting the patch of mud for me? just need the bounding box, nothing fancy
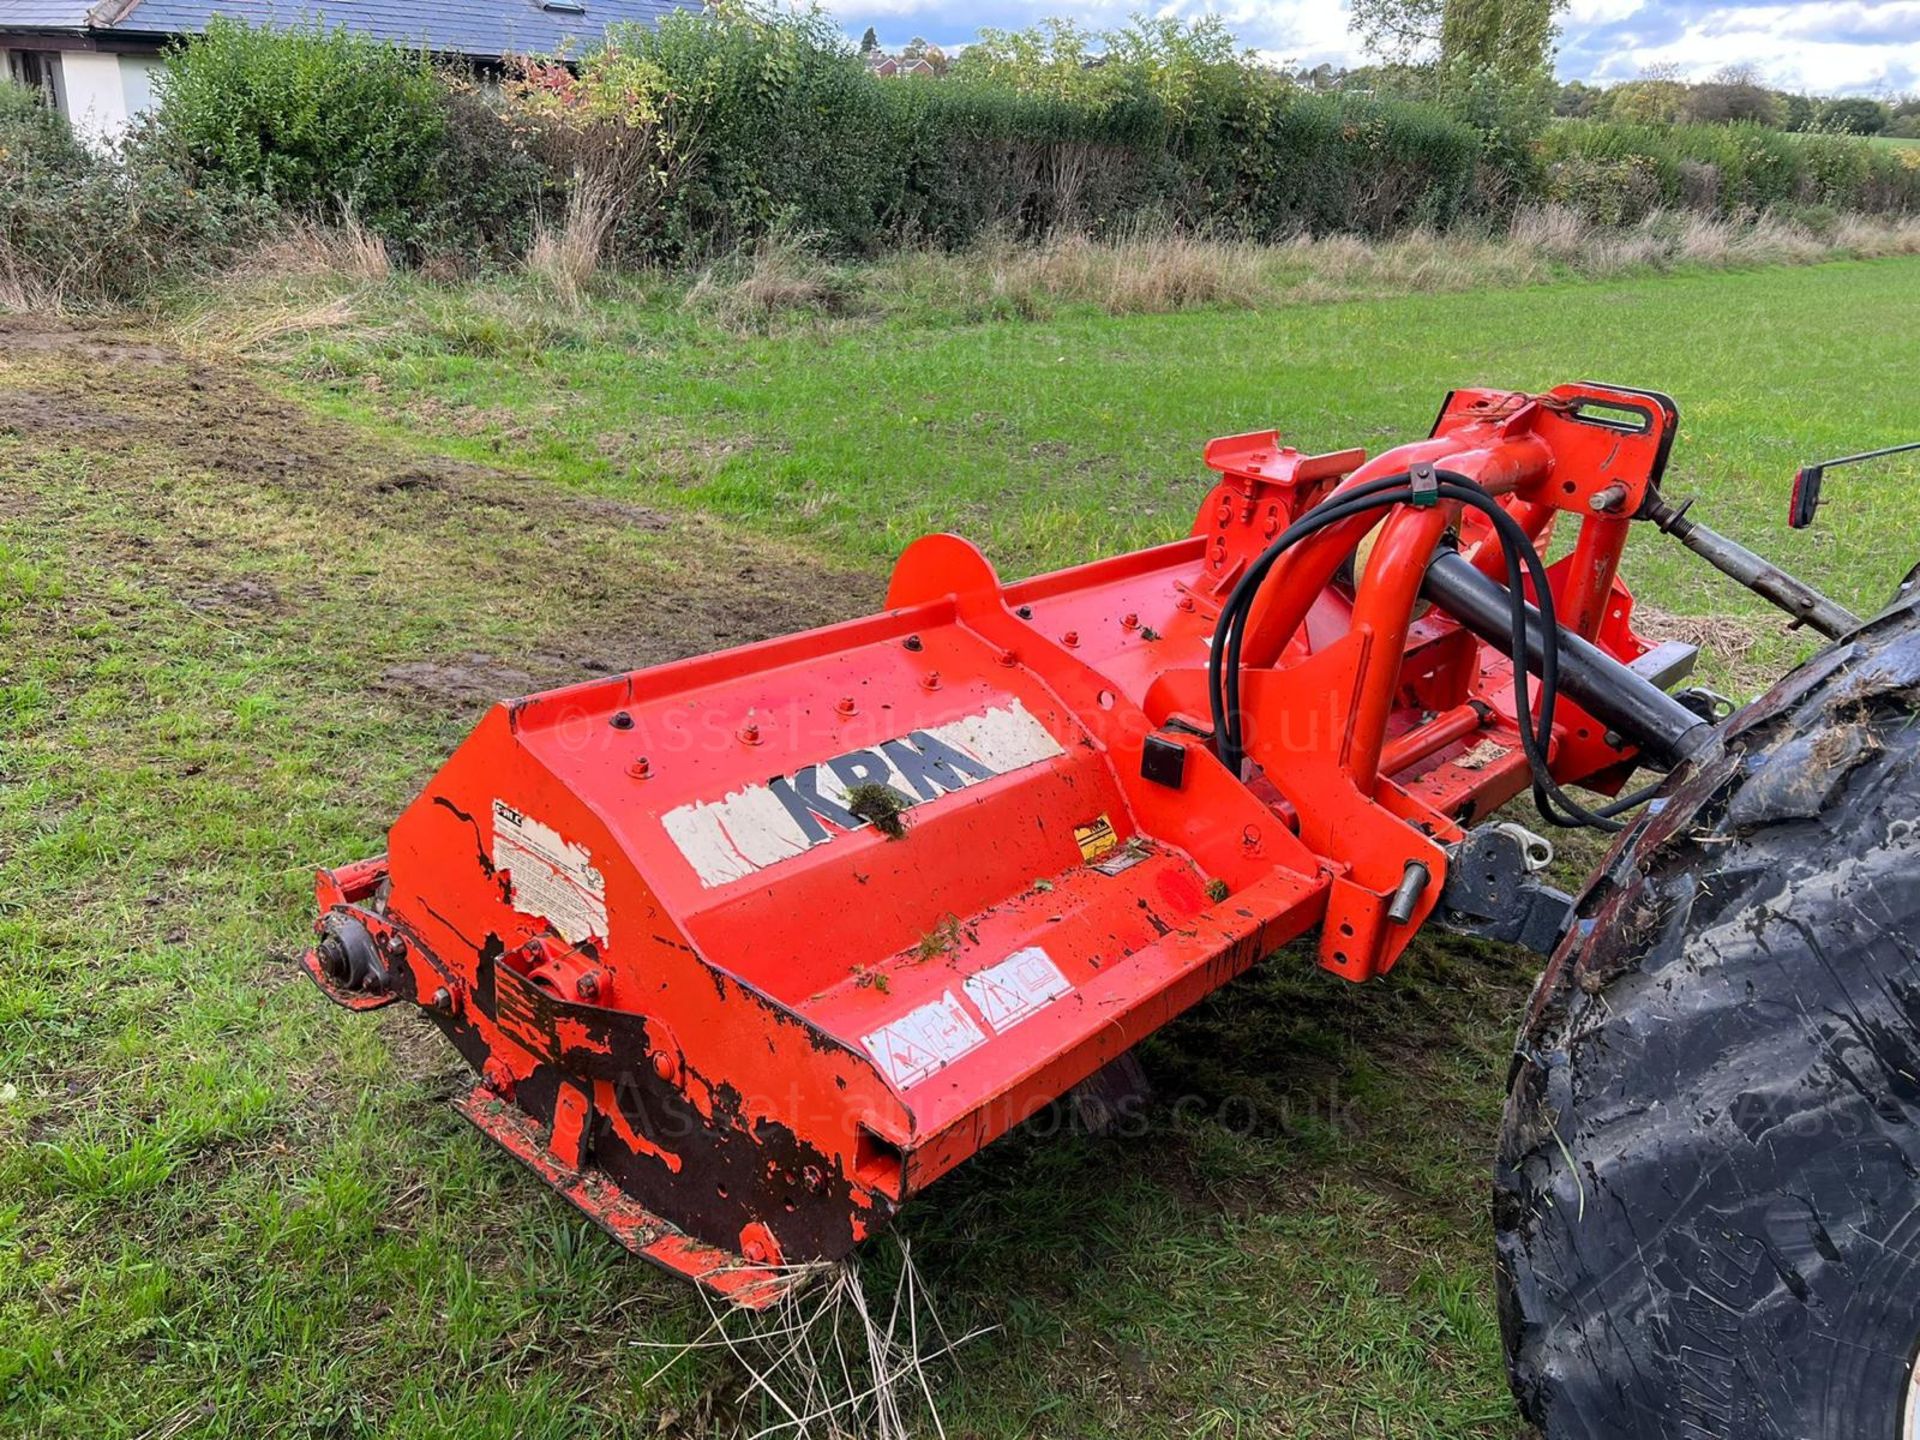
[0,315,173,366]
[573,497,674,530]
[379,654,544,706]
[184,576,287,618]
[1,388,143,439]
[371,458,484,495]
[6,318,878,717]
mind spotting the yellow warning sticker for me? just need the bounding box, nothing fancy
[1075,814,1120,862]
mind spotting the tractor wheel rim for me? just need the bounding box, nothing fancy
[1908,1342,1920,1440]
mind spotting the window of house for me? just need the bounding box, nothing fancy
[6,48,66,113]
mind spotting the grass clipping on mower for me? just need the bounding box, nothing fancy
[640,1238,991,1438]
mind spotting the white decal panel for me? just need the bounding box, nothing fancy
[662,699,1066,889]
[964,947,1073,1032]
[493,800,609,945]
[861,991,988,1089]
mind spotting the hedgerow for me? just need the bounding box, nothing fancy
[0,83,273,309]
[2,3,1912,308]
[1540,120,1920,221]
[136,7,1484,261]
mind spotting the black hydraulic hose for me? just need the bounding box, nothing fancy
[1208,476,1419,776]
[1208,471,1640,832]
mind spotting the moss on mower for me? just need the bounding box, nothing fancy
[845,782,911,839]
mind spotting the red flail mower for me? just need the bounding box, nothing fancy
[306,384,1920,1436]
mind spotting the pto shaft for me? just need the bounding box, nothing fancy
[1422,551,1714,770]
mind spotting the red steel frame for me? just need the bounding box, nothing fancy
[303,383,1673,1302]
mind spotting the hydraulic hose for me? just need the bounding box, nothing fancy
[1209,471,1666,832]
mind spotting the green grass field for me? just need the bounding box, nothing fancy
[296,258,1918,636]
[4,255,1919,1439]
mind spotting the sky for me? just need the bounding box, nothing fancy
[829,1,1920,96]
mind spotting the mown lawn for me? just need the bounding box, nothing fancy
[3,255,1918,1440]
[297,258,1920,630]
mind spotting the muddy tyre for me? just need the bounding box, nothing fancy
[1496,596,1920,1439]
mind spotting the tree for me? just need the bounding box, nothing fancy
[1777,90,1818,131]
[1599,75,1687,124]
[1682,67,1783,126]
[1451,0,1558,79]
[897,36,949,75]
[1818,96,1889,135]
[859,26,878,56]
[1554,79,1601,117]
[1349,0,1446,63]
[1352,0,1558,75]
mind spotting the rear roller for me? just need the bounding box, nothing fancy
[1496,594,1920,1437]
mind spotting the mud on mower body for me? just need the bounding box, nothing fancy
[306,382,1920,1432]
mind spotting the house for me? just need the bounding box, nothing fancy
[0,0,700,148]
[865,51,934,79]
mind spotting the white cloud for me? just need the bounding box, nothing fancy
[1568,0,1647,24]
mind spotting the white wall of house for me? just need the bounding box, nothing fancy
[61,51,134,149]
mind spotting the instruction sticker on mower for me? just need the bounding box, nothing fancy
[492,801,609,945]
[861,992,988,1089]
[964,947,1072,1032]
[661,700,1066,888]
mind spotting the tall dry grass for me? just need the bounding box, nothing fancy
[237,213,392,283]
[167,215,394,355]
[684,227,852,329]
[526,174,622,308]
[169,201,1920,352]
[0,240,59,314]
[857,207,1920,319]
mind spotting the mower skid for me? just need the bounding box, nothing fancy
[454,1085,804,1309]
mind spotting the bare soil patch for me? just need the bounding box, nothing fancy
[0,317,876,689]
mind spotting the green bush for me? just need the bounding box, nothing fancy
[628,6,899,255]
[423,73,560,266]
[1247,93,1480,235]
[0,81,91,179]
[1543,150,1665,225]
[620,6,1480,253]
[0,83,273,308]
[154,18,446,241]
[1540,119,1920,218]
[877,82,1158,245]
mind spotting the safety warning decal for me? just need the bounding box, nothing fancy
[493,800,609,945]
[963,947,1072,1032]
[1073,814,1120,862]
[662,699,1066,889]
[861,991,987,1089]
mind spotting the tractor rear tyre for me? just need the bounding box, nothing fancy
[1496,594,1920,1439]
